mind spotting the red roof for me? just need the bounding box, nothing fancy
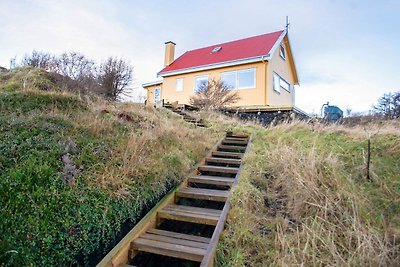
[159,30,284,75]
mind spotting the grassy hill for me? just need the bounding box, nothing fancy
[1,67,399,266]
[0,67,222,265]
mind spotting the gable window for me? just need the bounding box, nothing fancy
[194,75,209,92]
[176,78,183,91]
[221,68,256,90]
[280,44,286,60]
[273,72,290,93]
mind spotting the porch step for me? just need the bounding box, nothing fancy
[158,204,221,226]
[176,187,229,202]
[188,175,234,187]
[131,228,210,262]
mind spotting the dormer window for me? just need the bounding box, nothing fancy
[211,46,222,53]
[280,44,286,60]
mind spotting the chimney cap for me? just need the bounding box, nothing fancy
[165,41,176,45]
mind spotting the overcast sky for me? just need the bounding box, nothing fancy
[1,0,399,114]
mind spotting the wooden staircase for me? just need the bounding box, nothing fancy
[164,103,206,127]
[97,133,250,267]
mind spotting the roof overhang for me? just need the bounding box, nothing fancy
[142,80,163,88]
[158,30,289,78]
[158,55,271,77]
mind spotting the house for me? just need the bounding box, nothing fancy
[143,29,300,112]
[0,66,8,73]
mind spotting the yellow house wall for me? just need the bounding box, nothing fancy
[144,84,162,106]
[161,62,267,107]
[266,36,295,107]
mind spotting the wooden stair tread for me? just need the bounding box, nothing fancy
[139,233,209,249]
[188,175,234,186]
[212,151,243,159]
[225,134,249,139]
[158,204,221,225]
[224,137,248,141]
[177,187,229,202]
[205,157,241,165]
[218,145,246,152]
[222,140,248,145]
[198,165,239,174]
[163,204,222,216]
[131,236,206,262]
[146,228,211,244]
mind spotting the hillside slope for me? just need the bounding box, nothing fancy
[212,119,400,266]
[1,67,399,266]
[0,68,221,265]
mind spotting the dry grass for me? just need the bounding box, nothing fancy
[274,118,400,138]
[69,100,221,198]
[216,120,400,267]
[268,144,397,266]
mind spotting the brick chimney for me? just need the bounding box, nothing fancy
[164,41,176,66]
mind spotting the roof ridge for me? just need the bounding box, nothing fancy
[186,30,285,52]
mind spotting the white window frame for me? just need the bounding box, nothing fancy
[280,44,286,60]
[220,68,256,90]
[176,78,183,92]
[193,75,209,92]
[273,72,290,93]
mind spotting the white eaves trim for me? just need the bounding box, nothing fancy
[158,55,269,77]
[158,30,287,78]
[142,80,163,87]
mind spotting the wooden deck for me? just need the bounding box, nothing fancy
[96,133,251,267]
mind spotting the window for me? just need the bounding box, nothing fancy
[176,78,183,91]
[273,72,290,93]
[280,44,286,60]
[273,73,281,93]
[211,46,222,53]
[154,87,161,102]
[220,72,236,89]
[194,75,209,92]
[279,78,290,91]
[221,68,255,89]
[238,69,255,88]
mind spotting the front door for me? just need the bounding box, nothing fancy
[154,87,161,103]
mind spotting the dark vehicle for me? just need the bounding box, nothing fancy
[321,102,343,123]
